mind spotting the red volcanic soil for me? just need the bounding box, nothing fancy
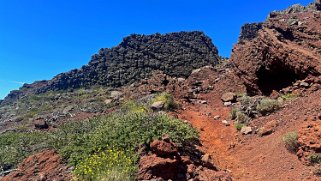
[2,150,72,181]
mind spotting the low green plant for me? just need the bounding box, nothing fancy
[236,111,251,123]
[235,122,245,131]
[282,132,299,152]
[281,93,297,100]
[73,149,136,181]
[230,108,238,120]
[0,131,50,169]
[256,98,280,115]
[151,92,177,110]
[309,154,321,164]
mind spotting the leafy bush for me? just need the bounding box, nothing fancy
[236,111,251,124]
[230,108,238,120]
[51,102,198,179]
[282,132,299,152]
[235,122,245,131]
[256,98,280,115]
[151,92,177,110]
[309,154,321,164]
[74,149,135,181]
[0,131,50,170]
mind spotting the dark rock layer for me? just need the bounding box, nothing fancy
[2,31,219,105]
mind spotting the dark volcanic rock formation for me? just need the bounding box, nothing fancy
[231,1,321,95]
[2,31,219,105]
[45,31,218,90]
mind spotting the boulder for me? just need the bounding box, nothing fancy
[150,139,177,157]
[150,101,165,111]
[34,119,49,129]
[241,126,252,135]
[221,92,237,102]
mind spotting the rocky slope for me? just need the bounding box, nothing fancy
[1,31,219,105]
[232,1,321,95]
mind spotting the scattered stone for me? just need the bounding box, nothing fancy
[34,119,49,129]
[150,139,177,157]
[221,92,237,102]
[224,102,232,107]
[300,81,310,88]
[241,126,252,135]
[201,154,217,170]
[151,101,165,111]
[258,120,279,136]
[200,100,207,104]
[222,120,230,126]
[109,91,123,100]
[214,115,220,120]
[104,99,112,104]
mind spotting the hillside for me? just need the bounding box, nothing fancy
[1,1,321,181]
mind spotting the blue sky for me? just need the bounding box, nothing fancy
[0,0,313,99]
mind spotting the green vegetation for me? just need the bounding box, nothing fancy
[309,154,321,164]
[151,92,178,110]
[0,131,50,170]
[74,149,135,181]
[282,132,299,152]
[51,101,197,179]
[256,98,280,115]
[230,108,238,120]
[236,111,251,123]
[281,93,297,100]
[235,122,245,131]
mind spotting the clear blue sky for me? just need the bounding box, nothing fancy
[0,0,313,99]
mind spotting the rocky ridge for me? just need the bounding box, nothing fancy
[232,0,321,95]
[1,31,219,105]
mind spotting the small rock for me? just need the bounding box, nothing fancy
[214,115,220,120]
[104,99,112,105]
[201,154,216,169]
[300,81,310,88]
[222,120,230,126]
[34,119,49,129]
[109,91,123,99]
[200,100,207,104]
[221,92,237,102]
[224,102,232,107]
[151,101,165,110]
[241,126,252,135]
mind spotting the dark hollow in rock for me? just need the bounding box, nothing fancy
[256,65,303,95]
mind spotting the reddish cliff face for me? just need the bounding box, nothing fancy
[231,1,321,95]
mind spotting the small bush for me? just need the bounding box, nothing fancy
[230,108,238,120]
[281,93,297,100]
[151,92,177,110]
[236,111,251,123]
[309,154,321,164]
[282,132,299,152]
[235,122,245,131]
[73,149,136,181]
[256,98,280,115]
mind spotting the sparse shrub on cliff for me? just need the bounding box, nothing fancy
[256,98,280,115]
[309,154,321,164]
[236,111,251,124]
[151,92,178,110]
[235,122,245,131]
[282,132,299,152]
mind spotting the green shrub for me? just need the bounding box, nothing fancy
[235,122,245,131]
[236,111,251,123]
[51,109,199,178]
[256,98,280,115]
[309,154,321,164]
[230,108,238,120]
[73,149,136,181]
[282,132,299,152]
[0,131,50,169]
[281,93,297,100]
[151,92,177,110]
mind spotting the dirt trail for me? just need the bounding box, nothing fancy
[176,90,321,181]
